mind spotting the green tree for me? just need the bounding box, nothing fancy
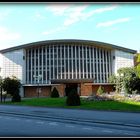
[109,67,140,94]
[2,76,21,102]
[135,53,140,78]
[108,74,123,94]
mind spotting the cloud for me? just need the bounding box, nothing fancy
[46,4,72,16]
[63,4,118,26]
[0,26,21,41]
[42,26,66,36]
[43,4,119,35]
[96,17,131,27]
[63,4,89,26]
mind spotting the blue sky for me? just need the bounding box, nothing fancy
[0,3,140,52]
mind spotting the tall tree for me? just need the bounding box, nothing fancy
[2,76,21,102]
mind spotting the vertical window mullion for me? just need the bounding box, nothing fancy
[49,46,51,83]
[38,48,40,83]
[45,47,47,84]
[105,50,108,83]
[108,50,111,81]
[99,48,102,83]
[79,45,81,79]
[34,49,36,84]
[53,45,55,79]
[27,50,29,84]
[71,46,73,79]
[92,47,95,81]
[42,47,43,84]
[30,49,32,84]
[102,49,105,83]
[57,46,58,79]
[75,45,77,79]
[82,45,84,79]
[89,47,92,79]
[60,45,62,79]
[96,48,99,83]
[86,46,88,79]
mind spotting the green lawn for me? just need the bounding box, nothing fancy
[1,97,140,112]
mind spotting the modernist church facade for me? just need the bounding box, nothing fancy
[0,39,137,97]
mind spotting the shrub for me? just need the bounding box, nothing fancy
[51,87,59,98]
[66,88,81,106]
[12,93,21,102]
[97,86,105,95]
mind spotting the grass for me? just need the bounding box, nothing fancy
[1,97,140,112]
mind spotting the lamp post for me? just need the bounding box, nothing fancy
[33,75,42,98]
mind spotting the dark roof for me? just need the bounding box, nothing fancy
[0,39,137,54]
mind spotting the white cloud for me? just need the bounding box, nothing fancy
[63,4,118,26]
[63,4,89,26]
[0,26,21,41]
[43,4,119,35]
[46,4,72,16]
[42,26,66,36]
[96,17,131,27]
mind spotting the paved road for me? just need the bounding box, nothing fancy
[0,105,140,137]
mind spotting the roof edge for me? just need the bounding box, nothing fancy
[0,39,137,54]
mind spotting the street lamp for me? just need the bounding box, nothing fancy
[33,75,42,98]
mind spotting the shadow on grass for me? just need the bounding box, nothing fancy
[81,95,140,112]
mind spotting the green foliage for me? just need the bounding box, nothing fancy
[66,88,81,106]
[135,53,140,78]
[109,67,140,94]
[108,74,122,93]
[97,86,105,95]
[51,87,59,98]
[2,76,21,102]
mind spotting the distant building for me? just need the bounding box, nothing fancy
[0,39,137,97]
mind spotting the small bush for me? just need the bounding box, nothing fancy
[97,86,105,95]
[66,88,81,106]
[51,87,59,98]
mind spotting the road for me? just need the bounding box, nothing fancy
[0,105,140,137]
